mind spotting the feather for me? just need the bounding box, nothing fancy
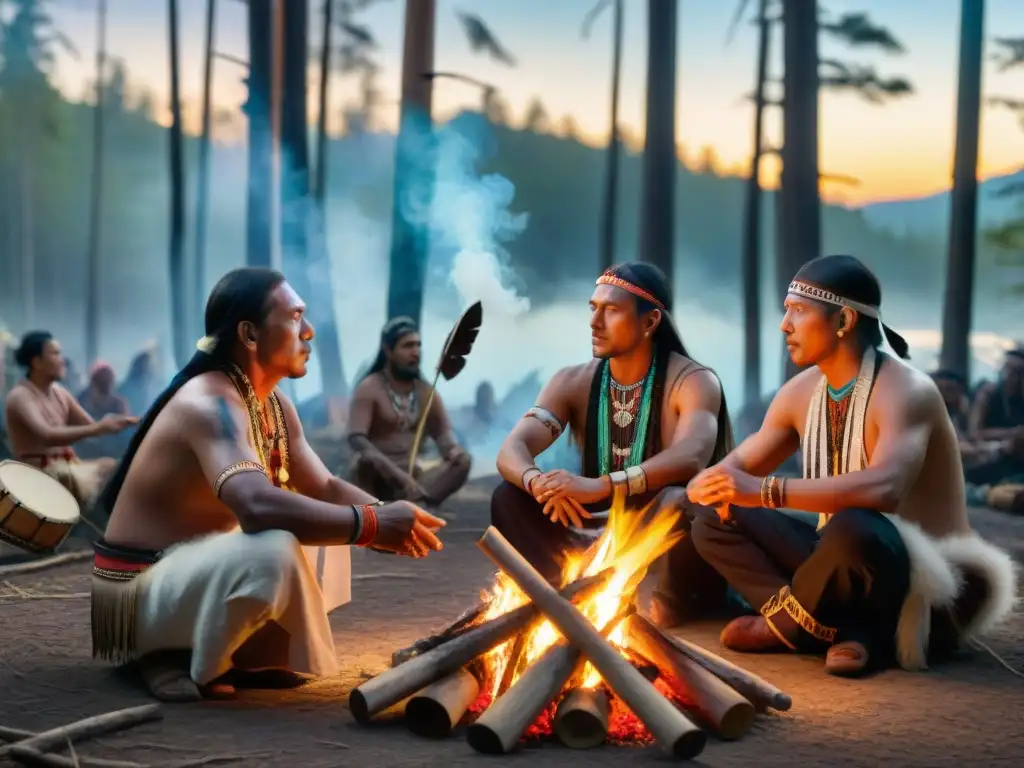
[455,11,517,67]
[406,302,484,475]
[436,301,483,380]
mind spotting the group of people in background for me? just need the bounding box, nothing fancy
[931,346,1024,514]
[1,317,1021,521]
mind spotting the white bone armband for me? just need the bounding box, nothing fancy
[524,406,565,439]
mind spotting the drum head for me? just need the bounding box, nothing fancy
[0,461,81,522]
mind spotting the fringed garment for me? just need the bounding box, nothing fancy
[91,364,347,680]
[802,347,880,530]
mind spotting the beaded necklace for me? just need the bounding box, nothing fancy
[825,378,855,477]
[597,357,657,476]
[224,363,291,488]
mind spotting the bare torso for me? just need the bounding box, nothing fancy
[3,381,74,463]
[353,374,438,464]
[104,373,265,551]
[784,357,969,538]
[556,353,705,464]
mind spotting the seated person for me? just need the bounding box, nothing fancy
[77,361,133,460]
[492,262,735,624]
[347,317,471,507]
[686,255,1017,677]
[94,268,445,702]
[3,331,137,510]
[966,348,1024,511]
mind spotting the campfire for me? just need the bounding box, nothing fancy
[351,496,792,759]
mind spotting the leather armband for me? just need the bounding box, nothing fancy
[524,406,565,439]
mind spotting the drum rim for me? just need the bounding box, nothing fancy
[0,459,83,524]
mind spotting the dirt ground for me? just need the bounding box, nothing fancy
[2,478,1023,768]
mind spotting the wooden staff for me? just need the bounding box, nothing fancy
[477,527,706,760]
[351,569,611,723]
[466,602,636,755]
[405,665,481,739]
[626,615,755,740]
[657,626,791,712]
[553,686,610,749]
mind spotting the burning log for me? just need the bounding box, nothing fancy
[626,615,755,740]
[405,665,482,739]
[466,603,636,755]
[553,687,611,749]
[391,603,486,667]
[350,570,611,723]
[477,526,706,760]
[657,631,791,712]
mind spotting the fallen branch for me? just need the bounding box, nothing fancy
[5,747,145,768]
[0,551,92,578]
[0,705,162,760]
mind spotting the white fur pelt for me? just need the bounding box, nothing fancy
[886,514,1020,671]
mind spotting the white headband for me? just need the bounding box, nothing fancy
[787,280,880,320]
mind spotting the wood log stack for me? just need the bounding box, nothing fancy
[352,527,793,760]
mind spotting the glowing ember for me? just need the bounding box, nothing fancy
[471,492,684,744]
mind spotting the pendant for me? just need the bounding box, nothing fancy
[613,408,634,428]
[278,466,290,485]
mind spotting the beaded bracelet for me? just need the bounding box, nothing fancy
[354,504,378,547]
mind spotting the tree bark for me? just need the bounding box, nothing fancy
[742,0,770,407]
[168,0,187,367]
[385,0,436,325]
[85,0,107,366]
[939,0,985,381]
[312,0,349,409]
[246,0,273,268]
[599,0,624,272]
[638,0,678,305]
[193,0,217,339]
[778,0,820,382]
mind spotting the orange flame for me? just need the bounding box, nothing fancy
[477,488,682,706]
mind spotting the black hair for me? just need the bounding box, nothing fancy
[97,267,286,517]
[14,331,54,371]
[793,254,910,359]
[362,316,420,381]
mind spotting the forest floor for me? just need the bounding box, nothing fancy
[1,476,1023,768]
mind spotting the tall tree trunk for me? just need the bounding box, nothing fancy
[599,0,624,272]
[168,0,187,367]
[778,0,820,381]
[385,0,436,324]
[742,0,769,407]
[85,0,107,366]
[194,0,216,338]
[312,0,349,417]
[638,0,678,307]
[246,0,273,268]
[280,0,308,280]
[939,0,985,381]
[19,149,34,329]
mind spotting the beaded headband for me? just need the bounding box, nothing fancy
[787,280,880,319]
[596,273,666,311]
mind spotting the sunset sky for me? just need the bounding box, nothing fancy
[42,0,1024,206]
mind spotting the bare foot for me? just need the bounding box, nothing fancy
[720,616,789,653]
[138,651,202,702]
[825,640,869,677]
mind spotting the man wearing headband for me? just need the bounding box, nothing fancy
[491,262,735,626]
[687,254,1016,677]
[347,317,471,507]
[95,269,446,702]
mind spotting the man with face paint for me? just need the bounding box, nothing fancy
[347,317,472,507]
[687,255,1017,677]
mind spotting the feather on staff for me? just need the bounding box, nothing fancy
[407,301,484,475]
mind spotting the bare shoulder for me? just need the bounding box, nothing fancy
[666,353,721,393]
[162,373,248,434]
[549,361,598,391]
[350,373,384,401]
[763,366,821,425]
[874,356,944,417]
[272,388,303,434]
